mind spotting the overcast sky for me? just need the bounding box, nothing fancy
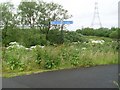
[1,0,119,30]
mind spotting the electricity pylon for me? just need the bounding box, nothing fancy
[91,2,102,28]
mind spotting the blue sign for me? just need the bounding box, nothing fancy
[63,21,73,24]
[51,21,61,25]
[51,21,73,25]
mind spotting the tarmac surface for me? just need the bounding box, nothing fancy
[2,64,118,88]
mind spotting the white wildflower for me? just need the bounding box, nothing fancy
[30,46,37,49]
[70,46,74,48]
[101,40,105,43]
[91,40,105,44]
[77,41,80,43]
[76,48,78,51]
[89,39,94,41]
[16,45,25,49]
[25,48,29,50]
[83,42,87,44]
[6,46,14,49]
[19,45,25,48]
[29,48,33,50]
[40,46,44,48]
[9,42,19,45]
[82,47,86,50]
[73,42,78,44]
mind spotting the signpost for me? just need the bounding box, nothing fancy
[51,20,73,44]
[63,21,73,24]
[50,21,62,25]
[51,21,73,25]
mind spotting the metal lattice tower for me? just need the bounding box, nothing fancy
[91,2,102,28]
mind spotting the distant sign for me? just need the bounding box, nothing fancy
[63,21,73,24]
[51,21,73,25]
[51,21,61,25]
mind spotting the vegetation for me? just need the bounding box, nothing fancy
[0,1,119,78]
[1,1,72,45]
[2,39,118,77]
[76,27,119,39]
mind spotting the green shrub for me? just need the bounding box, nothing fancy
[43,51,60,69]
[2,38,118,75]
[3,49,25,71]
[2,28,47,47]
[47,29,62,44]
[64,31,86,43]
[76,27,119,39]
[109,31,118,39]
[69,51,79,66]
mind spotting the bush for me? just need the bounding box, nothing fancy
[43,50,60,69]
[69,50,79,66]
[109,31,118,39]
[2,40,118,74]
[76,27,119,39]
[2,28,47,47]
[64,31,86,43]
[47,29,62,44]
[3,44,25,70]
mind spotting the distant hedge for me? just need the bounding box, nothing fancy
[76,27,119,39]
[2,27,119,47]
[2,27,85,47]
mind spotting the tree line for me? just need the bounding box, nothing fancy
[1,1,119,47]
[1,1,72,29]
[1,1,72,45]
[76,27,119,39]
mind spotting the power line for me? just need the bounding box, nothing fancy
[91,2,102,28]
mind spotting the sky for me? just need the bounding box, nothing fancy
[0,0,119,30]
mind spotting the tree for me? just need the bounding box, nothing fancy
[0,2,14,29]
[36,1,72,41]
[18,1,37,28]
[0,2,16,46]
[109,31,118,39]
[18,0,72,42]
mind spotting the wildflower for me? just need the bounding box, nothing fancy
[9,42,19,45]
[16,45,25,49]
[101,40,105,43]
[77,41,81,44]
[40,46,44,48]
[30,46,36,49]
[70,46,74,48]
[76,48,78,51]
[84,42,88,44]
[6,46,14,49]
[82,47,86,50]
[73,42,78,44]
[25,48,29,50]
[89,39,93,41]
[19,45,25,48]
[91,40,105,44]
[29,48,33,50]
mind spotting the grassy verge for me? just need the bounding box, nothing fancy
[2,37,118,78]
[84,36,113,41]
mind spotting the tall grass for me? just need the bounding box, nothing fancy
[2,39,118,77]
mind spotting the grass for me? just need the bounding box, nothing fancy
[2,63,83,78]
[2,69,51,78]
[85,36,113,42]
[2,36,118,78]
[0,45,2,77]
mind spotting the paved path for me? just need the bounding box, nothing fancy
[2,65,118,88]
